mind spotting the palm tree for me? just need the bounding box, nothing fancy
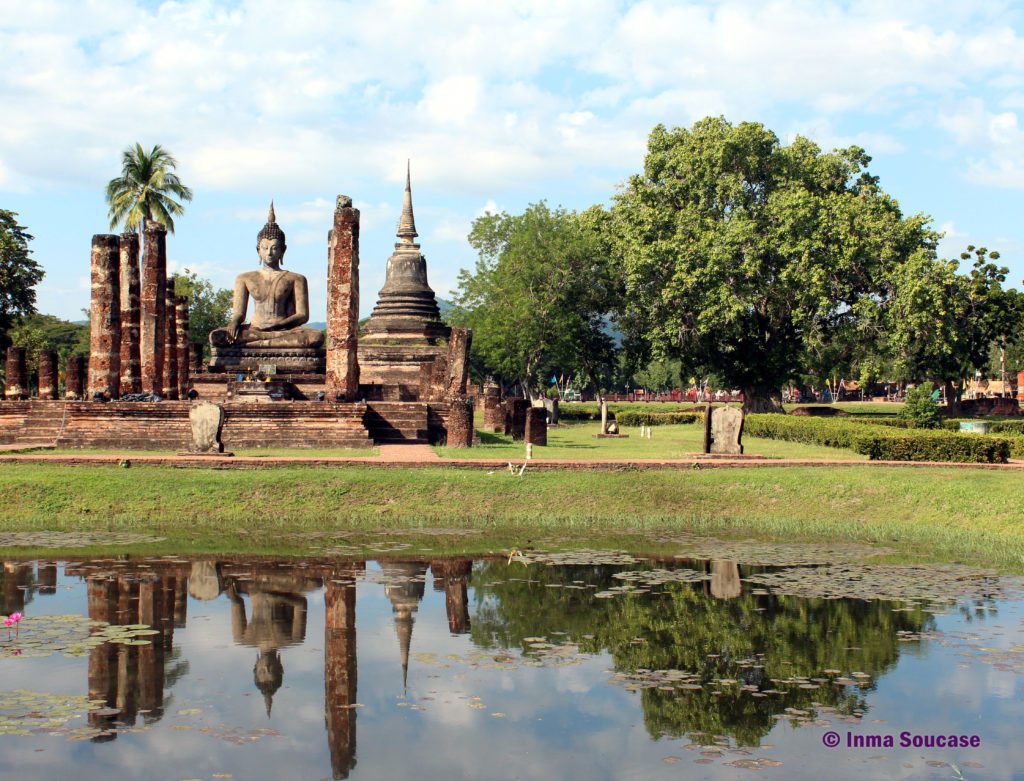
[106,143,193,234]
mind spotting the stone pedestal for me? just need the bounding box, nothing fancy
[226,379,297,402]
[445,327,471,396]
[326,195,360,400]
[483,395,504,433]
[525,406,547,446]
[140,220,166,395]
[162,280,179,399]
[4,347,27,399]
[175,297,190,399]
[447,397,474,448]
[88,234,121,399]
[37,349,58,399]
[209,346,325,375]
[65,356,85,400]
[118,233,142,396]
[509,398,529,441]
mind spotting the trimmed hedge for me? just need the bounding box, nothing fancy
[988,420,1024,435]
[616,411,703,426]
[744,414,1010,463]
[853,432,1010,463]
[745,415,866,449]
[559,402,703,421]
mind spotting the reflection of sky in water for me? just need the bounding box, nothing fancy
[0,560,1021,780]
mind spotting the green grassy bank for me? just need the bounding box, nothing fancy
[0,463,1021,568]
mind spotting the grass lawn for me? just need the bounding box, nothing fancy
[435,421,867,461]
[0,463,1021,568]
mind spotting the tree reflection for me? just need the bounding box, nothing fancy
[468,559,933,745]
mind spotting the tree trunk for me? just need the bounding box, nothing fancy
[943,379,962,417]
[742,386,785,415]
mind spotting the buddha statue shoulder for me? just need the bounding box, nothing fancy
[209,203,325,350]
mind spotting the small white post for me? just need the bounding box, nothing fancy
[526,443,533,460]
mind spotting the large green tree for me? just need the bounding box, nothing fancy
[884,246,1021,411]
[170,269,232,355]
[106,143,193,234]
[453,202,619,398]
[0,209,44,351]
[612,117,936,413]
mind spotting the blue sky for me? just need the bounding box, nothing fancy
[3,0,1024,323]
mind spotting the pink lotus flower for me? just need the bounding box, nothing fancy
[4,613,22,638]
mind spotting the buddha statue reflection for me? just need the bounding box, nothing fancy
[209,203,325,350]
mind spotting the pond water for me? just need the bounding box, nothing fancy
[0,548,1021,780]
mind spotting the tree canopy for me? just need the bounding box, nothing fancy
[612,117,937,412]
[170,269,232,354]
[106,143,193,234]
[882,245,1021,408]
[452,202,619,397]
[0,209,44,351]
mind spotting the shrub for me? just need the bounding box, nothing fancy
[899,382,942,429]
[988,420,1024,435]
[744,414,1009,463]
[852,432,1010,463]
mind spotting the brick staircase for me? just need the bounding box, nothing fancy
[0,402,64,448]
[364,402,430,444]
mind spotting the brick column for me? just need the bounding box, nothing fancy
[37,349,58,399]
[188,344,203,376]
[326,195,360,400]
[176,297,190,399]
[446,397,474,448]
[483,395,504,433]
[525,406,548,446]
[4,347,27,399]
[325,567,360,780]
[429,355,448,402]
[162,279,178,399]
[118,233,142,396]
[445,327,472,397]
[509,398,529,441]
[88,234,121,399]
[65,356,85,400]
[140,219,166,395]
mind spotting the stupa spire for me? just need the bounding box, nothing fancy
[396,160,418,243]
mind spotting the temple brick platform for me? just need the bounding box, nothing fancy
[0,400,462,450]
[0,401,375,450]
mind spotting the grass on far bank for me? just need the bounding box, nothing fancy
[436,420,867,461]
[4,447,379,458]
[0,463,1022,569]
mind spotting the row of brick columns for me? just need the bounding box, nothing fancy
[85,219,191,400]
[1,223,191,401]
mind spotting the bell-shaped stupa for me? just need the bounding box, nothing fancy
[358,163,451,395]
[362,163,447,340]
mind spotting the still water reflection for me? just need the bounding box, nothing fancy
[0,554,1020,779]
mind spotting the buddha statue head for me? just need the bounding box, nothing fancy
[256,202,286,269]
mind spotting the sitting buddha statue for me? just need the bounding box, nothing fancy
[208,204,326,373]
